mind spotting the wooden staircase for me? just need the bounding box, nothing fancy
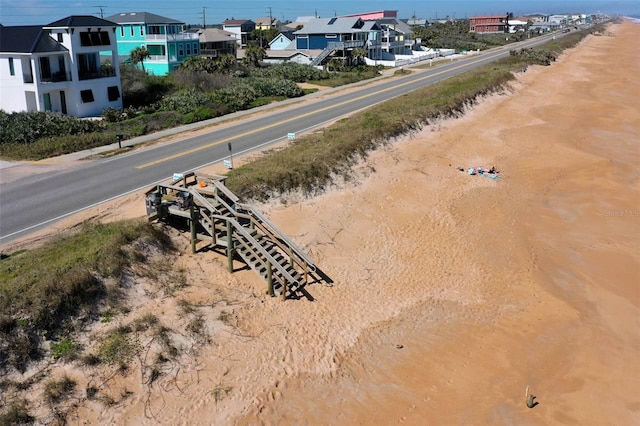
[145,172,330,300]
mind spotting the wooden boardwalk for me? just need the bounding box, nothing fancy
[145,172,331,300]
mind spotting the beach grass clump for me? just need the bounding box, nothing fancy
[43,375,76,404]
[0,399,34,425]
[0,220,173,373]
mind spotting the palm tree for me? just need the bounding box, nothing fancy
[351,47,367,66]
[243,42,266,67]
[130,46,150,72]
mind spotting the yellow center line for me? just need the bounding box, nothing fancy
[135,52,502,169]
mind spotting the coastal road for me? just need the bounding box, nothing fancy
[0,33,559,244]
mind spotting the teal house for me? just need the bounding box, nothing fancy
[106,12,200,75]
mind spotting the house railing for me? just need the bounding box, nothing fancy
[41,71,72,83]
[148,55,167,61]
[146,33,199,41]
[78,67,116,80]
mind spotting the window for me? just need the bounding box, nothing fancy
[140,26,144,36]
[80,89,94,103]
[80,31,110,46]
[57,33,63,42]
[43,93,52,111]
[9,57,15,76]
[186,44,191,55]
[77,53,98,79]
[121,26,124,37]
[107,86,120,101]
[131,26,134,37]
[193,42,198,53]
[178,44,184,57]
[39,57,51,79]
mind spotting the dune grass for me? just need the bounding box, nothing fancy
[0,220,172,373]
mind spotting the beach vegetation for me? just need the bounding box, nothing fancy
[0,220,172,373]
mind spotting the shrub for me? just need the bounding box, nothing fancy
[0,110,102,145]
[210,83,258,112]
[157,89,212,114]
[250,77,305,98]
[256,62,331,82]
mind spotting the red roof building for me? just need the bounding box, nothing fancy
[469,14,509,34]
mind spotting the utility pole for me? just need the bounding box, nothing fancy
[268,6,272,23]
[94,5,106,19]
[201,7,207,28]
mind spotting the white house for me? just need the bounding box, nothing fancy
[0,16,123,117]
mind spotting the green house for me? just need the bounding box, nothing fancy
[106,11,200,75]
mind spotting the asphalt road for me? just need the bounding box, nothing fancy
[0,34,557,244]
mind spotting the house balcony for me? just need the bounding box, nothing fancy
[146,33,199,41]
[327,40,366,50]
[78,67,116,81]
[41,71,72,83]
[201,49,218,57]
[148,55,168,62]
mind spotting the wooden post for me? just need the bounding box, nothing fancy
[281,281,287,301]
[211,212,216,245]
[267,262,274,297]
[226,220,233,272]
[190,204,196,254]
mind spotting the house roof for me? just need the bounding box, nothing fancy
[196,28,237,43]
[469,15,509,19]
[0,25,68,54]
[268,32,295,49]
[45,15,118,28]
[106,12,183,25]
[293,17,373,35]
[254,17,279,26]
[223,19,254,26]
[377,18,412,34]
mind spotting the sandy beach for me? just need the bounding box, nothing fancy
[2,21,638,425]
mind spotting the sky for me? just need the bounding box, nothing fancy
[1,0,638,26]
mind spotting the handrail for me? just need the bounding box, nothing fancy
[212,180,239,203]
[211,213,298,286]
[157,183,298,286]
[237,202,316,270]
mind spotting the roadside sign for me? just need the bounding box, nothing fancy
[287,133,296,140]
[223,160,232,169]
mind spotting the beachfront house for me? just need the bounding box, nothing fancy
[195,28,237,58]
[293,17,383,66]
[222,19,256,48]
[268,31,296,50]
[0,16,123,117]
[254,17,280,31]
[469,14,509,34]
[106,12,200,75]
